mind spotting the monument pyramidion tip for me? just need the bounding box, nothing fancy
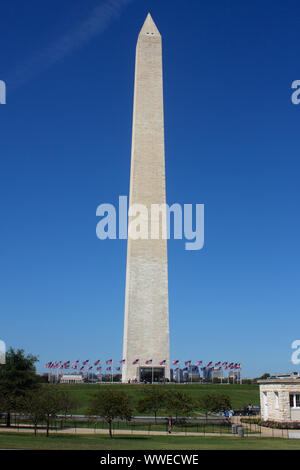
[139,12,161,37]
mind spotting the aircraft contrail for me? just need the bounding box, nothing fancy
[9,0,135,89]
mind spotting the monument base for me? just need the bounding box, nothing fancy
[138,366,167,383]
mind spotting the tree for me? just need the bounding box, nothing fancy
[164,391,195,420]
[197,393,232,420]
[137,386,167,423]
[21,391,45,436]
[87,389,133,438]
[59,390,80,425]
[0,348,40,426]
[21,387,79,437]
[256,373,271,381]
[40,387,67,437]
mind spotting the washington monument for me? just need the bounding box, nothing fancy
[122,14,170,382]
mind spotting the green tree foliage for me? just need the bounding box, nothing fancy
[164,391,195,420]
[21,391,46,436]
[0,348,40,426]
[87,389,133,438]
[256,373,271,381]
[137,386,167,422]
[58,390,80,423]
[21,387,78,437]
[197,393,232,420]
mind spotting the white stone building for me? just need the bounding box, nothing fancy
[59,374,83,384]
[259,378,300,422]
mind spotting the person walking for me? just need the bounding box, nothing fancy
[168,416,173,434]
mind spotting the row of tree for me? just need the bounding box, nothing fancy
[0,348,232,438]
[88,387,232,438]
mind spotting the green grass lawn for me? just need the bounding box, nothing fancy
[51,383,259,415]
[0,432,299,450]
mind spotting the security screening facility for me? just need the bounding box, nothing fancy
[259,376,300,423]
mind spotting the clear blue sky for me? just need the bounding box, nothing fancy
[1,0,299,377]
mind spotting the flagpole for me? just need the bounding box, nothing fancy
[112,360,114,384]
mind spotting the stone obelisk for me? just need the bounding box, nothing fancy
[122,14,170,383]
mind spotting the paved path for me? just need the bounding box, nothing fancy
[2,419,298,439]
[0,426,260,438]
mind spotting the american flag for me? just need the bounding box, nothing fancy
[207,361,213,367]
[94,360,101,366]
[96,367,102,371]
[106,367,111,371]
[88,366,93,370]
[185,360,191,366]
[80,366,84,371]
[160,360,166,365]
[132,359,139,365]
[120,359,126,364]
[82,360,89,365]
[215,362,221,367]
[172,360,179,365]
[222,362,228,367]
[174,368,179,371]
[106,359,113,365]
[116,367,120,371]
[45,362,52,369]
[145,359,152,364]
[183,367,188,371]
[195,361,202,366]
